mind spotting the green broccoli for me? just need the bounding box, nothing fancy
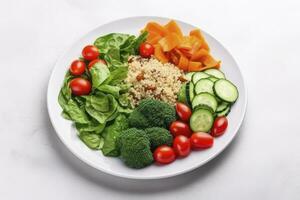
[116,128,153,169]
[127,110,150,129]
[145,127,173,150]
[128,99,176,129]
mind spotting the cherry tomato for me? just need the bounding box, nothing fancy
[139,42,154,58]
[154,145,176,164]
[69,78,91,96]
[88,59,107,69]
[173,135,191,157]
[211,116,228,137]
[190,132,214,149]
[176,102,192,122]
[69,60,86,76]
[82,45,99,61]
[170,121,192,138]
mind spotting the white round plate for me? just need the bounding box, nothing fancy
[47,16,247,179]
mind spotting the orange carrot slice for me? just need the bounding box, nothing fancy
[189,36,202,55]
[154,44,169,63]
[178,55,189,71]
[199,55,219,67]
[178,48,192,59]
[169,51,180,65]
[145,22,168,37]
[158,33,181,52]
[191,49,209,61]
[190,29,210,51]
[188,61,203,71]
[164,20,183,38]
[197,65,218,71]
[147,34,162,45]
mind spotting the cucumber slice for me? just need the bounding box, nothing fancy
[189,82,195,102]
[190,108,214,132]
[215,96,223,103]
[193,104,214,114]
[185,83,191,106]
[204,69,226,79]
[217,106,231,117]
[192,72,210,84]
[178,83,187,104]
[213,79,239,103]
[209,76,219,82]
[192,92,218,112]
[216,101,229,113]
[185,72,195,81]
[194,78,214,95]
[185,83,194,107]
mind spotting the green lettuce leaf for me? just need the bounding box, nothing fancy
[101,114,129,157]
[85,94,118,124]
[79,133,104,150]
[97,85,120,98]
[63,99,90,124]
[94,33,147,67]
[94,33,132,54]
[83,93,110,112]
[103,66,128,86]
[90,63,110,89]
[75,121,106,135]
[118,93,130,107]
[58,72,73,109]
[118,106,133,115]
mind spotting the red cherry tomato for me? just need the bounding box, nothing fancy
[139,42,154,58]
[211,116,228,137]
[154,145,176,164]
[88,59,107,70]
[69,60,86,76]
[190,132,214,149]
[173,135,191,157]
[169,121,192,138]
[176,102,192,122]
[69,78,91,96]
[82,45,99,61]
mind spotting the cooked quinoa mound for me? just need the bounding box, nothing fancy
[126,56,186,107]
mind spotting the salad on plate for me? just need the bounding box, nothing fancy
[58,20,239,169]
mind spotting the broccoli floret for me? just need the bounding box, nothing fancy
[128,99,176,129]
[161,103,177,127]
[128,110,150,128]
[116,128,153,169]
[145,127,173,150]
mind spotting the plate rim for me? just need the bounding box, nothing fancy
[47,16,248,180]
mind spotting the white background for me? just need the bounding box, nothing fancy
[1,0,299,199]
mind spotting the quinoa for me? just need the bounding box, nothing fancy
[125,55,187,107]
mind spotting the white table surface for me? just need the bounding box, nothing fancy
[1,0,300,199]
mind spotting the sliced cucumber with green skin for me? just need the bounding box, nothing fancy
[178,83,187,104]
[204,69,226,79]
[190,108,214,132]
[189,82,195,103]
[208,76,219,82]
[194,78,214,95]
[185,83,192,107]
[192,72,210,84]
[217,106,231,117]
[215,96,223,103]
[216,101,229,113]
[192,92,218,112]
[193,104,214,114]
[185,72,195,81]
[214,79,239,103]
